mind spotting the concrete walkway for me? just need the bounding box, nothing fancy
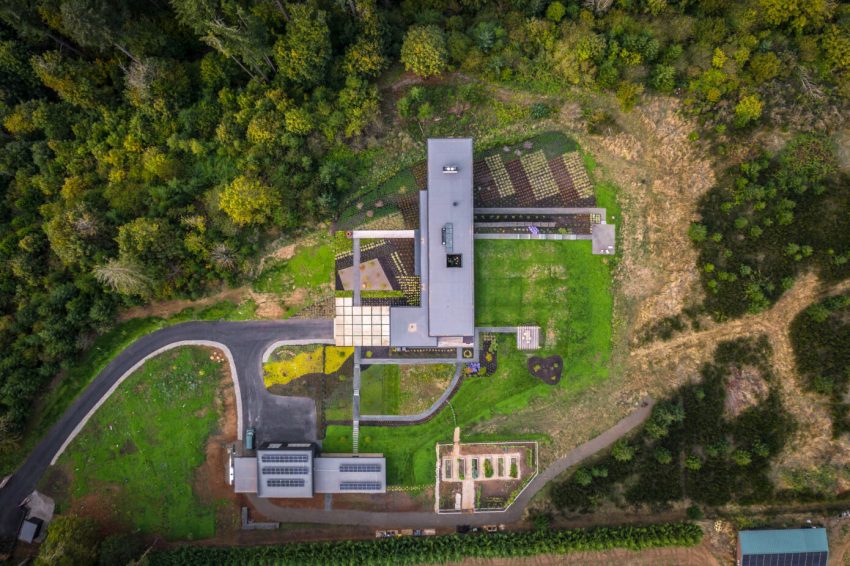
[474,207,607,222]
[249,397,654,528]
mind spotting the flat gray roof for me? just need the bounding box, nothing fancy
[234,457,258,493]
[427,138,474,338]
[591,223,615,255]
[313,456,386,494]
[256,449,313,498]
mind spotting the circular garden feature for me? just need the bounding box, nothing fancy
[528,355,563,385]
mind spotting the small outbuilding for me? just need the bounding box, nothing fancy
[738,528,828,566]
[18,518,43,544]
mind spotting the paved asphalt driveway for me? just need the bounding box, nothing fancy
[0,319,332,539]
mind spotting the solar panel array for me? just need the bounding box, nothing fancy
[261,466,309,475]
[339,463,382,473]
[339,481,382,491]
[742,552,828,566]
[261,454,309,463]
[266,478,305,488]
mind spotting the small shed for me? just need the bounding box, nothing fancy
[18,517,43,544]
[738,528,828,566]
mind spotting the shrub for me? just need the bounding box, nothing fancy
[686,505,704,520]
[530,102,552,119]
[484,458,494,478]
[546,1,567,23]
[612,439,636,462]
[510,461,518,478]
[400,25,448,78]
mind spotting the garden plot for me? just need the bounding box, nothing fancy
[437,439,538,512]
[473,149,597,209]
[334,236,418,306]
[521,150,559,200]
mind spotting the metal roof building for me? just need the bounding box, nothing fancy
[389,139,475,347]
[738,528,828,566]
[313,456,386,494]
[233,444,386,498]
[426,138,475,340]
[255,448,314,499]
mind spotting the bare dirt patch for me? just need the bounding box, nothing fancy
[118,286,248,321]
[193,355,242,535]
[724,365,769,418]
[332,489,432,512]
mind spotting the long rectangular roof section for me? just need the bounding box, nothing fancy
[739,528,829,556]
[427,138,474,338]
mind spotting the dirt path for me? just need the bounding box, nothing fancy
[116,235,316,322]
[449,545,721,566]
[629,273,850,492]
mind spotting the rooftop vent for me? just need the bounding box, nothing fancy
[441,223,453,252]
[442,165,458,174]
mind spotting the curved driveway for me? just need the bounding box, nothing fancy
[0,316,653,539]
[0,319,332,539]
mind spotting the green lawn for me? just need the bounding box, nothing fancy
[253,234,333,295]
[358,364,455,416]
[0,299,255,476]
[52,347,224,539]
[360,365,400,415]
[475,240,614,379]
[326,237,616,485]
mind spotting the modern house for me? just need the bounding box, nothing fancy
[333,137,615,350]
[232,442,386,499]
[335,138,476,349]
[737,528,829,566]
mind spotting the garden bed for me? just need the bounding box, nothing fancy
[528,355,563,385]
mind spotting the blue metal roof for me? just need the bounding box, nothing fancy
[739,528,828,556]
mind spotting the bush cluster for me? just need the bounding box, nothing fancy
[150,522,703,565]
[552,337,796,511]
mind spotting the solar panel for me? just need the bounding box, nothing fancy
[742,552,828,566]
[261,454,308,463]
[266,478,305,488]
[339,481,382,491]
[261,466,309,475]
[339,463,382,473]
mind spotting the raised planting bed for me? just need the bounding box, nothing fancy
[527,355,563,385]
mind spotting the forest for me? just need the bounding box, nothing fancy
[790,293,850,436]
[2,0,850,451]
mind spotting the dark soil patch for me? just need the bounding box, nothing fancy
[119,439,137,456]
[479,340,498,375]
[527,355,563,385]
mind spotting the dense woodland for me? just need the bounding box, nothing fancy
[2,0,850,448]
[790,293,850,436]
[692,135,850,318]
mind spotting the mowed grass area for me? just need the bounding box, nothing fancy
[49,347,225,540]
[326,239,615,485]
[0,299,255,476]
[475,240,613,378]
[253,233,333,296]
[359,364,455,416]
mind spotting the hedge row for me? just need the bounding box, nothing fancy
[151,522,703,565]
